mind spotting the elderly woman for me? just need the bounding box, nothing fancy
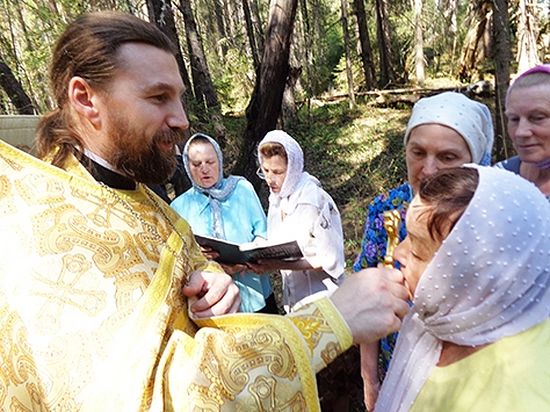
[248,130,352,410]
[375,166,550,411]
[170,133,277,314]
[495,64,550,199]
[248,130,345,313]
[355,91,494,409]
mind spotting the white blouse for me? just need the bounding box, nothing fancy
[268,174,345,312]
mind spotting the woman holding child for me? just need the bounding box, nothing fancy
[375,165,550,411]
[355,91,494,410]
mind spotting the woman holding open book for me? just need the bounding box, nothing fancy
[170,133,278,314]
[249,130,345,313]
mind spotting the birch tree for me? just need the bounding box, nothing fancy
[414,0,425,86]
[516,0,540,73]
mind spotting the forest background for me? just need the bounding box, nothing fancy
[0,0,549,266]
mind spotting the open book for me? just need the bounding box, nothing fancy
[194,234,303,265]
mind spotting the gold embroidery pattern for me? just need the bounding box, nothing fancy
[0,150,24,171]
[190,325,298,409]
[288,307,332,352]
[286,299,353,374]
[0,300,47,411]
[0,142,327,411]
[313,298,353,350]
[249,375,307,412]
[72,185,139,229]
[320,341,342,365]
[15,172,66,206]
[32,203,141,272]
[33,254,106,330]
[0,175,16,216]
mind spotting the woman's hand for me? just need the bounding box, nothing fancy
[220,262,247,275]
[246,259,283,273]
[200,245,220,261]
[361,342,381,411]
[247,258,313,273]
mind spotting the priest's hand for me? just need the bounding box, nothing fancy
[183,270,241,317]
[330,267,409,344]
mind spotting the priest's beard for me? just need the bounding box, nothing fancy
[106,114,184,185]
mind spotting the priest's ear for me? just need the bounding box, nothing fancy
[68,76,102,128]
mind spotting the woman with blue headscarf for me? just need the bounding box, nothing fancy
[170,133,277,314]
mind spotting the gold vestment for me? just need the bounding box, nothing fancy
[0,140,352,411]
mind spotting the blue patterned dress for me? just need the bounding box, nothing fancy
[353,182,413,380]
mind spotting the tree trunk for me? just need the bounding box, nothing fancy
[0,56,35,114]
[281,65,301,127]
[8,4,40,111]
[516,0,540,74]
[234,0,299,189]
[374,0,394,87]
[414,0,424,86]
[299,0,313,99]
[178,0,221,112]
[340,0,356,107]
[146,0,193,95]
[311,0,324,93]
[443,0,459,67]
[222,0,236,43]
[492,0,513,162]
[242,0,261,70]
[353,0,376,90]
[458,0,492,82]
[250,0,265,43]
[213,0,228,57]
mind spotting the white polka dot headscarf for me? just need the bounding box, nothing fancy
[376,165,550,412]
[404,92,494,166]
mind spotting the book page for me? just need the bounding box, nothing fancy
[242,240,303,262]
[194,235,303,264]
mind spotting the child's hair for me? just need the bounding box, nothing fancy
[418,167,478,242]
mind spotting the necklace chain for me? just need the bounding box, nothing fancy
[99,182,191,279]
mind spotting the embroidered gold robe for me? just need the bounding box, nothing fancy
[0,140,352,411]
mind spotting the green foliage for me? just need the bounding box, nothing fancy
[317,18,345,92]
[210,49,255,114]
[292,100,409,266]
[293,0,346,97]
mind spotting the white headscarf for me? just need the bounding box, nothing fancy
[375,165,550,412]
[258,130,320,205]
[404,92,494,166]
[258,130,310,201]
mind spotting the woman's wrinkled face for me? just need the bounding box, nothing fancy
[506,84,550,164]
[259,155,287,193]
[393,196,444,297]
[406,124,472,193]
[188,141,220,188]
